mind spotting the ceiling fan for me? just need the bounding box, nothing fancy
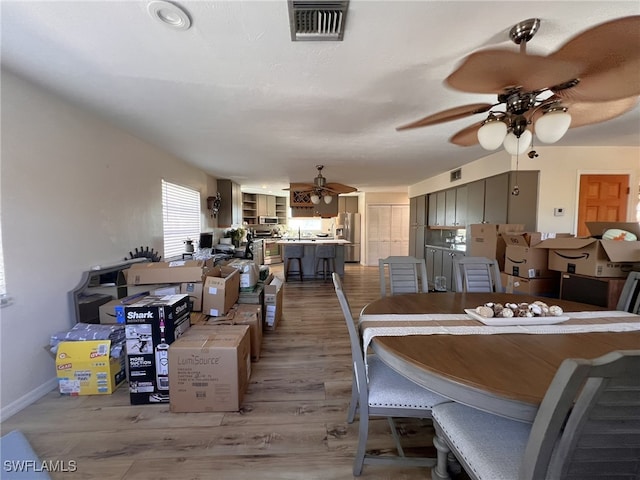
[287,165,357,205]
[396,16,640,155]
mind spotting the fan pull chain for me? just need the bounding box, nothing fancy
[512,136,520,196]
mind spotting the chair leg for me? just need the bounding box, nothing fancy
[353,408,369,476]
[431,434,452,480]
[387,417,406,457]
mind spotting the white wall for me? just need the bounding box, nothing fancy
[0,69,218,420]
[409,147,639,233]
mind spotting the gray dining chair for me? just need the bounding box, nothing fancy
[453,256,503,293]
[617,271,640,313]
[379,256,429,296]
[332,273,447,476]
[429,349,640,480]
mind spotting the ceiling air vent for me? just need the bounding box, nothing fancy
[288,1,349,41]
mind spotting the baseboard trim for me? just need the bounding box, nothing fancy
[1,378,58,422]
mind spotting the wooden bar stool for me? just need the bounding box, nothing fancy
[284,244,304,282]
[315,244,336,281]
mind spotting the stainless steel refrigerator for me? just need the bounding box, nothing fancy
[339,212,361,263]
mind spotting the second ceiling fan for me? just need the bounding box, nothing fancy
[396,15,640,155]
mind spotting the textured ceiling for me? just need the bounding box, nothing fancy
[2,1,639,195]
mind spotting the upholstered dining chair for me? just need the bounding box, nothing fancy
[453,256,503,293]
[430,350,640,480]
[617,271,640,313]
[332,273,447,476]
[379,256,429,296]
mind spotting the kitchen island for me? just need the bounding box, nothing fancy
[277,239,350,280]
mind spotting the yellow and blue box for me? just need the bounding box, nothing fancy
[55,340,126,395]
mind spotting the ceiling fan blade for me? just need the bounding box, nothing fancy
[396,103,494,131]
[445,50,583,94]
[531,96,639,129]
[286,183,315,192]
[549,16,640,102]
[449,121,483,147]
[325,182,357,194]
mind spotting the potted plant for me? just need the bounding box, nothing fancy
[224,228,245,248]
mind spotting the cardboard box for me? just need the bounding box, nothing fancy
[501,272,560,297]
[126,259,214,285]
[224,259,259,292]
[468,224,525,271]
[169,325,251,412]
[56,340,126,395]
[98,292,152,324]
[535,222,640,278]
[202,266,240,317]
[264,277,283,331]
[503,233,571,278]
[77,293,113,324]
[181,282,203,312]
[124,294,191,405]
[203,304,263,361]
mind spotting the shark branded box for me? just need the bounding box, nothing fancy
[124,294,191,404]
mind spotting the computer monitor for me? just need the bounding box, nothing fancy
[199,232,213,249]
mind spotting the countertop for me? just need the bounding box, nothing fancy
[277,239,351,245]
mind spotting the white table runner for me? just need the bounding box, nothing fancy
[360,311,640,358]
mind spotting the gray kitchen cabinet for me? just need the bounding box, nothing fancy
[507,170,539,231]
[483,174,509,224]
[445,189,457,226]
[426,245,465,292]
[217,179,242,227]
[410,194,427,226]
[466,180,486,225]
[454,185,467,227]
[428,191,447,226]
[409,225,426,259]
[442,249,465,292]
[425,246,442,290]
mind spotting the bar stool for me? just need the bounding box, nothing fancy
[284,244,304,282]
[315,244,336,281]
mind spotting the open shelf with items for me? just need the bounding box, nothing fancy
[276,196,287,225]
[243,192,258,225]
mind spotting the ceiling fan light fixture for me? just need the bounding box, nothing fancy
[323,195,333,204]
[477,117,507,150]
[503,130,532,155]
[310,193,320,205]
[534,108,572,144]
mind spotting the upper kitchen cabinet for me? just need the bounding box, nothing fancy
[338,196,359,214]
[410,194,427,226]
[428,191,446,227]
[483,174,509,224]
[217,179,242,227]
[257,194,277,217]
[507,170,539,231]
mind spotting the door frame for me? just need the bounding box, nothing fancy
[575,169,636,234]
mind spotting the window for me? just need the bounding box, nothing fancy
[162,180,201,259]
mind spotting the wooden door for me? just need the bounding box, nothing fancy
[577,174,629,237]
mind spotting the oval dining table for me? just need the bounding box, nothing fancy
[360,292,640,422]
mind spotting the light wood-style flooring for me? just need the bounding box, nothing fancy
[2,264,467,480]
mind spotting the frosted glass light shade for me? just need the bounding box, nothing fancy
[323,195,333,204]
[535,110,572,144]
[477,120,507,150]
[310,194,320,204]
[503,130,532,155]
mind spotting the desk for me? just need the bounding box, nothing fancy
[361,292,640,422]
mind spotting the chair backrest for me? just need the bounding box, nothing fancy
[332,273,368,392]
[520,349,640,480]
[453,256,502,293]
[379,256,429,296]
[617,271,640,313]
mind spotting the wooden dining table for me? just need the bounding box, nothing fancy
[360,292,640,422]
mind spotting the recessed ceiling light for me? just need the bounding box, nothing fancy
[147,1,191,31]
